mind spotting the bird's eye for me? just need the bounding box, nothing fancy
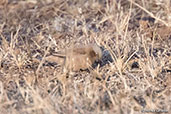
[89,50,96,57]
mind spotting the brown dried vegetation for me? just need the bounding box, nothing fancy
[0,0,170,114]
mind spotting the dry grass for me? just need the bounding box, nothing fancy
[0,0,170,114]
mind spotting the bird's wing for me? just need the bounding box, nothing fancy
[72,47,87,55]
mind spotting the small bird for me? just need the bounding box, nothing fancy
[46,43,102,72]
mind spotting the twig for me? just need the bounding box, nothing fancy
[128,0,169,26]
